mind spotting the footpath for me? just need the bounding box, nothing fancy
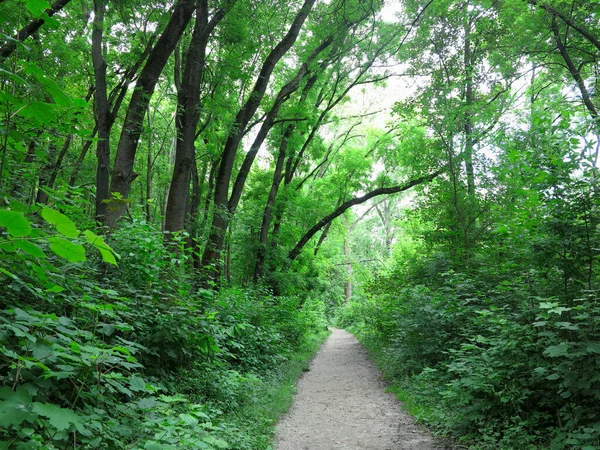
[275,328,446,450]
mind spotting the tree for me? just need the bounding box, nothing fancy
[92,0,111,222]
[164,0,234,235]
[200,0,317,281]
[104,0,196,226]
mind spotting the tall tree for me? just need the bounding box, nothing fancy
[91,0,111,223]
[104,0,196,226]
[164,0,234,234]
[200,0,317,281]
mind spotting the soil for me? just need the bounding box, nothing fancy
[275,328,447,450]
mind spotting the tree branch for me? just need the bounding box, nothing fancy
[0,0,73,59]
[288,168,443,261]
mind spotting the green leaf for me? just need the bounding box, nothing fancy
[0,68,29,86]
[556,321,579,331]
[98,323,115,336]
[136,397,159,409]
[42,207,79,238]
[45,285,66,293]
[585,342,600,354]
[32,344,53,361]
[83,230,118,265]
[0,210,31,237]
[48,237,86,262]
[544,342,569,358]
[17,101,57,124]
[25,0,50,16]
[32,402,83,431]
[129,375,147,392]
[0,241,15,253]
[0,386,34,427]
[13,240,46,258]
[25,65,72,106]
[0,267,17,279]
[214,439,229,448]
[178,413,198,426]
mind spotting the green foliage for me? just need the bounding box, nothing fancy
[342,219,600,449]
[0,208,329,448]
[0,302,230,449]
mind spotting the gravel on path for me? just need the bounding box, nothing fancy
[275,328,446,450]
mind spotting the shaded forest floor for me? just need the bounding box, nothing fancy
[275,329,445,450]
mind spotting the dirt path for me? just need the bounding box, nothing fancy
[275,329,446,450]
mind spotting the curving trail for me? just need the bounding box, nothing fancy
[275,329,446,450]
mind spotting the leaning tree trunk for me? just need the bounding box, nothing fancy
[343,237,352,301]
[104,0,195,227]
[227,35,334,217]
[288,170,443,262]
[0,0,73,60]
[254,125,293,282]
[200,0,316,284]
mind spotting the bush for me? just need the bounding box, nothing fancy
[0,210,329,449]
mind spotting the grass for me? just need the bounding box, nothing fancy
[217,330,331,449]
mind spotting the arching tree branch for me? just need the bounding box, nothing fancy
[288,168,443,261]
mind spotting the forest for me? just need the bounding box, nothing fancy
[0,0,599,448]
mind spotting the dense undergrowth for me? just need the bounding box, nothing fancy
[0,204,328,449]
[338,263,600,449]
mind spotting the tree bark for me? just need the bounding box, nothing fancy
[288,169,443,261]
[47,134,72,190]
[463,20,475,198]
[200,0,316,282]
[528,0,600,53]
[104,0,196,227]
[313,221,332,256]
[69,39,155,187]
[36,143,57,204]
[254,124,293,281]
[227,34,333,216]
[92,0,111,223]
[552,17,600,128]
[0,0,73,60]
[343,237,352,301]
[145,105,155,222]
[164,0,232,234]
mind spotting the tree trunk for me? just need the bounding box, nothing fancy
[0,0,73,60]
[529,0,600,53]
[313,221,332,256]
[145,106,154,222]
[228,35,334,216]
[105,0,195,227]
[552,17,600,129]
[164,1,232,234]
[92,0,111,223]
[70,37,156,188]
[254,125,292,281]
[343,237,352,301]
[463,20,475,198]
[68,134,94,187]
[36,143,57,204]
[47,134,72,190]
